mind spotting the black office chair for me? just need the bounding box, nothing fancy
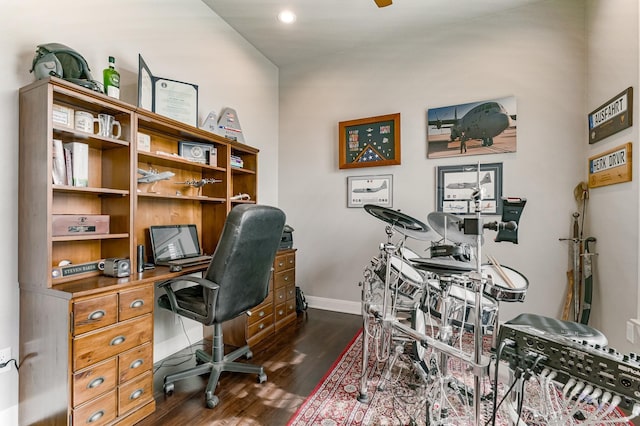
[157,204,286,408]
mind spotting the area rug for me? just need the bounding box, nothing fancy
[288,329,634,425]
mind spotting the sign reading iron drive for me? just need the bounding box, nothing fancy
[588,87,633,144]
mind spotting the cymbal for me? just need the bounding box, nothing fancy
[364,204,429,233]
[409,257,474,274]
[427,212,481,245]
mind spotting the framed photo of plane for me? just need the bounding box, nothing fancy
[427,96,517,159]
[347,174,393,208]
[436,162,503,215]
[339,113,400,169]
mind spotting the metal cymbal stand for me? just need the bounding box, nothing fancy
[358,224,397,403]
[457,166,489,424]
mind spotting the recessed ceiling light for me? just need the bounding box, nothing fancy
[278,10,296,24]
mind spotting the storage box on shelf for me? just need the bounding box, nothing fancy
[18,77,259,425]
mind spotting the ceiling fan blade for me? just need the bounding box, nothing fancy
[374,0,393,7]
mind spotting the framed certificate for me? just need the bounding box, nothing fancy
[138,54,199,127]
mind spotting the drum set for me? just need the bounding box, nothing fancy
[358,196,529,425]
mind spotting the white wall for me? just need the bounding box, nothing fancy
[0,0,279,423]
[585,0,640,353]
[279,0,635,345]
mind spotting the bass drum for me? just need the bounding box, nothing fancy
[410,303,432,374]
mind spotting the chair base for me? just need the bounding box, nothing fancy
[163,344,267,409]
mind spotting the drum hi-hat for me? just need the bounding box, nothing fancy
[427,212,482,246]
[364,204,430,233]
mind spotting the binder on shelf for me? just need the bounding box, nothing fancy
[52,139,66,185]
[63,142,89,187]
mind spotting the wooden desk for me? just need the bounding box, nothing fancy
[19,265,206,426]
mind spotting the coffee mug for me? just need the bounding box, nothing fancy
[97,114,122,139]
[74,111,98,134]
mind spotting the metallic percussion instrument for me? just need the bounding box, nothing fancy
[364,204,430,233]
[409,256,474,275]
[427,211,483,246]
[482,264,528,302]
[420,275,498,334]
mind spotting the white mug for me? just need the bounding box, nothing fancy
[97,113,122,139]
[74,111,98,134]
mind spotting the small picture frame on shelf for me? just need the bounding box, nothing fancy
[178,141,216,165]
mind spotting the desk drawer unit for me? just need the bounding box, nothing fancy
[273,250,297,330]
[70,283,155,425]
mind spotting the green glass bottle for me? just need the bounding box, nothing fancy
[103,56,120,99]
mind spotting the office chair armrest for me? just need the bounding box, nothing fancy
[157,277,220,322]
[157,276,219,291]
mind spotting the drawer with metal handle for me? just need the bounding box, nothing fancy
[73,314,153,371]
[118,371,153,416]
[72,389,117,426]
[73,294,118,336]
[72,358,117,407]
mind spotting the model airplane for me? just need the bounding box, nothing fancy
[446,172,491,189]
[137,168,175,184]
[353,181,387,193]
[175,178,222,188]
[429,101,515,147]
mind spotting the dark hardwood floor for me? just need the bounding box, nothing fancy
[136,308,362,425]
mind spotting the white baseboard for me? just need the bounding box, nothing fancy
[305,295,361,315]
[0,404,17,426]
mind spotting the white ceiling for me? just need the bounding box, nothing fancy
[202,0,543,67]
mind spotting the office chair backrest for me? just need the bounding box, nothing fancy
[205,204,286,323]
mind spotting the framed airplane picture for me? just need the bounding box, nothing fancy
[427,96,517,159]
[339,113,401,169]
[436,162,503,214]
[347,174,393,208]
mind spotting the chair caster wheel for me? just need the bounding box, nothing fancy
[246,350,253,360]
[163,383,174,395]
[257,373,267,383]
[206,395,219,409]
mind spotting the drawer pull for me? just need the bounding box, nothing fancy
[278,261,284,267]
[130,389,144,400]
[279,310,284,315]
[110,335,126,346]
[130,299,144,309]
[258,311,265,317]
[279,294,284,299]
[87,377,105,389]
[258,323,264,330]
[284,276,289,281]
[88,310,105,321]
[87,410,104,423]
[130,359,144,369]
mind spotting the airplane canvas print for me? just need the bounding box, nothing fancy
[427,96,517,159]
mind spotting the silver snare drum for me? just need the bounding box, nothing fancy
[482,264,528,302]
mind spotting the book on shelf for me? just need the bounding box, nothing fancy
[64,147,72,186]
[63,142,89,187]
[230,154,244,168]
[52,139,66,185]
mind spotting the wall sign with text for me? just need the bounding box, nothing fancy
[588,142,632,188]
[588,87,633,144]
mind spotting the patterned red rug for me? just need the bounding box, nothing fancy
[288,329,634,425]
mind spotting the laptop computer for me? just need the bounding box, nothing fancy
[149,224,212,267]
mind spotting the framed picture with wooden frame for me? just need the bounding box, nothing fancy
[339,113,400,169]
